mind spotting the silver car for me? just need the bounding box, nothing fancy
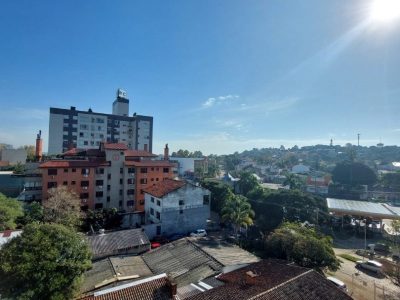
[356,260,383,274]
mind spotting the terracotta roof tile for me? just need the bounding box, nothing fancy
[103,143,128,150]
[124,150,157,157]
[124,161,175,167]
[80,274,172,300]
[142,179,186,198]
[39,160,104,168]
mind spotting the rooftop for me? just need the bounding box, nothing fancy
[0,230,22,248]
[185,260,352,300]
[143,179,186,198]
[86,229,150,259]
[124,160,175,167]
[327,198,400,219]
[125,150,158,158]
[141,238,223,287]
[103,143,128,151]
[39,160,107,168]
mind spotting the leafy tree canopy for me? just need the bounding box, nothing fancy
[221,194,255,236]
[265,222,340,271]
[0,193,23,230]
[0,223,92,300]
[43,186,82,229]
[16,201,44,226]
[82,208,123,232]
[332,161,377,186]
[171,149,203,158]
[238,171,260,196]
[201,180,233,214]
[249,189,328,233]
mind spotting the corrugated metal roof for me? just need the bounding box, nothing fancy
[327,198,400,218]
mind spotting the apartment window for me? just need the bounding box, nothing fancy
[80,193,89,199]
[119,200,123,206]
[156,178,159,181]
[79,132,84,137]
[83,141,88,146]
[80,181,89,187]
[48,169,57,176]
[120,178,123,184]
[140,168,147,173]
[163,168,169,173]
[179,200,184,206]
[63,168,68,173]
[107,196,110,202]
[72,168,76,172]
[107,174,111,180]
[96,191,103,197]
[127,178,134,184]
[127,200,134,207]
[157,200,161,206]
[127,189,135,195]
[151,178,154,181]
[128,168,135,174]
[140,178,147,184]
[47,182,57,188]
[151,167,154,171]
[96,180,103,186]
[151,197,154,203]
[140,200,144,205]
[107,185,110,191]
[203,195,210,205]
[180,210,183,214]
[150,208,154,215]
[156,212,161,220]
[71,181,76,185]
[119,189,123,196]
[96,168,104,174]
[120,168,123,174]
[140,189,144,195]
[81,168,90,175]
[63,181,68,186]
[95,203,103,209]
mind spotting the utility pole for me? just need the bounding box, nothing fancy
[357,133,360,147]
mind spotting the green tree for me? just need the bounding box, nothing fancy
[83,208,122,232]
[0,223,92,300]
[0,193,23,230]
[332,161,377,186]
[16,201,44,226]
[221,195,255,236]
[238,171,260,196]
[43,186,82,229]
[201,180,233,214]
[265,222,340,271]
[283,173,304,190]
[13,162,25,174]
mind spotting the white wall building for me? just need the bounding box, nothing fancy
[144,179,210,237]
[168,157,206,177]
[291,164,310,174]
[48,89,153,155]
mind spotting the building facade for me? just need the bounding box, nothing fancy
[48,89,153,155]
[144,179,211,236]
[40,143,175,212]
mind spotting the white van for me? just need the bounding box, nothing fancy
[326,276,347,292]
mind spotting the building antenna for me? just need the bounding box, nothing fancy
[357,133,360,147]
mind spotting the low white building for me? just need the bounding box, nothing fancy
[168,157,206,177]
[291,164,310,174]
[0,230,22,248]
[143,179,210,237]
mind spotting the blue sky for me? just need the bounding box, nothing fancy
[0,0,399,155]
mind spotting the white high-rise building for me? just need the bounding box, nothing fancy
[48,89,153,155]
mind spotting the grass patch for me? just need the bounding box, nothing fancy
[338,253,358,263]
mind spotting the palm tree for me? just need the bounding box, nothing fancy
[221,195,255,237]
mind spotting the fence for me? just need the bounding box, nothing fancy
[334,269,400,300]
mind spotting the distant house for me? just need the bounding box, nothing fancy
[0,230,22,248]
[291,164,310,174]
[143,179,210,237]
[168,157,207,178]
[86,228,150,260]
[306,175,332,195]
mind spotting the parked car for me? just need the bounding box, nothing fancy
[356,260,383,274]
[190,229,207,237]
[151,242,161,249]
[368,243,390,253]
[326,276,348,292]
[151,235,169,244]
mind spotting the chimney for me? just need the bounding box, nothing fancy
[164,144,169,161]
[167,276,177,297]
[245,270,259,286]
[35,130,43,162]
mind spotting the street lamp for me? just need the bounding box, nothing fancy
[363,218,367,261]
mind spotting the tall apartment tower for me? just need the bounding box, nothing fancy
[48,89,153,155]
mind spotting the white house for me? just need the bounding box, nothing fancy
[143,179,210,237]
[291,164,310,174]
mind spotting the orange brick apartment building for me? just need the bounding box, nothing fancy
[40,143,175,212]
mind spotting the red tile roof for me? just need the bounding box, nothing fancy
[80,274,171,300]
[143,179,186,198]
[63,148,104,157]
[186,260,352,300]
[124,150,157,158]
[103,143,128,150]
[40,160,104,168]
[124,160,175,167]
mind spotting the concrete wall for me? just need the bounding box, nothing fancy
[1,149,27,165]
[48,113,64,155]
[145,183,211,236]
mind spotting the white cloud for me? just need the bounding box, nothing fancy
[202,94,239,108]
[235,97,300,113]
